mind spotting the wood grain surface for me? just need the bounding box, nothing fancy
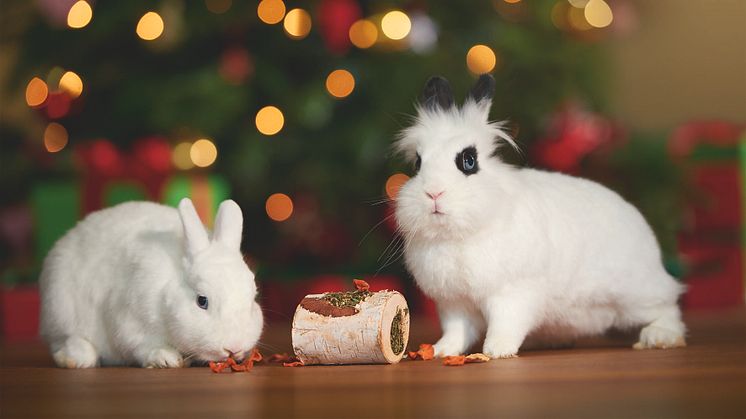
[1,308,744,418]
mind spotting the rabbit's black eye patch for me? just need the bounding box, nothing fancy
[456,147,479,175]
[197,295,208,310]
[414,153,422,174]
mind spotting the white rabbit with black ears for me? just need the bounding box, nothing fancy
[39,198,263,368]
[394,74,686,358]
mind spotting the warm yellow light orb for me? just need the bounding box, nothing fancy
[349,19,378,49]
[255,106,284,136]
[25,77,49,107]
[172,142,195,170]
[190,139,218,168]
[283,8,312,39]
[136,12,164,41]
[44,123,69,153]
[325,69,355,99]
[257,0,286,24]
[466,45,497,74]
[504,0,522,3]
[58,71,83,99]
[266,193,294,222]
[67,1,93,29]
[567,0,590,8]
[584,0,613,28]
[381,11,411,40]
[385,173,410,200]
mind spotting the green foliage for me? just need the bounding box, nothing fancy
[5,1,608,277]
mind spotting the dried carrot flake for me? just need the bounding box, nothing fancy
[209,348,263,373]
[268,353,294,363]
[465,353,490,363]
[283,361,305,367]
[443,355,466,366]
[209,361,229,373]
[408,343,435,361]
[248,348,263,363]
[353,279,370,291]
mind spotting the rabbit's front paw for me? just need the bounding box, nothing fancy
[633,325,686,350]
[433,339,468,357]
[143,347,184,368]
[483,340,519,359]
[52,336,99,368]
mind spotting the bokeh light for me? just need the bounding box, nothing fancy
[136,12,164,41]
[25,77,48,107]
[504,0,522,3]
[266,193,294,222]
[44,123,68,153]
[283,8,311,39]
[325,69,355,99]
[584,0,613,28]
[67,1,92,29]
[190,139,218,168]
[205,0,232,14]
[349,19,378,49]
[385,173,410,200]
[381,11,411,40]
[46,92,71,119]
[257,0,286,24]
[58,71,83,99]
[568,5,592,31]
[567,0,590,8]
[466,44,497,74]
[255,106,284,135]
[172,142,195,170]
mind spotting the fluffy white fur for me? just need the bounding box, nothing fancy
[394,79,686,358]
[39,198,263,368]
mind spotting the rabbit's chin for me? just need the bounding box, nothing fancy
[398,211,478,242]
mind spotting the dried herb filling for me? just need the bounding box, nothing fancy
[390,308,404,355]
[323,289,372,309]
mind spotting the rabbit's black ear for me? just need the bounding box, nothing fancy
[419,76,455,111]
[467,74,495,104]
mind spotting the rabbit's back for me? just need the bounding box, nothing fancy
[39,202,183,348]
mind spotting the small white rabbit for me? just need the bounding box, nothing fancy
[394,75,686,358]
[39,198,263,368]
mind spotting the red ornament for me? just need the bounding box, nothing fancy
[532,102,614,174]
[317,0,361,55]
[75,137,174,214]
[219,46,254,85]
[46,91,72,119]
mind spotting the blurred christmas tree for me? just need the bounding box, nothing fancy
[1,0,616,279]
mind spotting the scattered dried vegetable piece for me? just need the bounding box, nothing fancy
[443,355,466,366]
[209,348,263,373]
[408,343,435,361]
[209,360,229,373]
[464,353,490,363]
[283,361,305,367]
[268,353,294,363]
[353,279,370,291]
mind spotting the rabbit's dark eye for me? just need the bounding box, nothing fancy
[196,295,208,310]
[414,153,422,174]
[456,147,479,175]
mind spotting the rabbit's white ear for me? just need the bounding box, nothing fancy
[178,198,209,258]
[466,74,495,119]
[213,199,243,250]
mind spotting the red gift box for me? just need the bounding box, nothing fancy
[0,286,40,340]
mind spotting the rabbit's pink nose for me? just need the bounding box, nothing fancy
[426,191,444,200]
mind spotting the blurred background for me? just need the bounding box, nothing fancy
[0,0,744,339]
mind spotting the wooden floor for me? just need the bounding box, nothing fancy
[1,308,745,419]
